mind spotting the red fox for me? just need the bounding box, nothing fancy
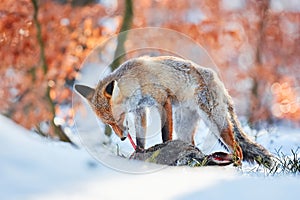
[75,56,273,167]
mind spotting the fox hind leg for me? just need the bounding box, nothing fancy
[220,122,243,165]
[195,72,243,164]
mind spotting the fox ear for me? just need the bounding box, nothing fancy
[111,81,122,104]
[74,84,95,101]
[104,81,115,98]
[111,81,120,98]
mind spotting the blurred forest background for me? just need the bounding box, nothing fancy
[0,0,299,142]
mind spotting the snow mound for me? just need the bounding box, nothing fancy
[0,115,299,200]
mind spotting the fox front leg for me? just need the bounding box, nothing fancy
[161,96,173,142]
[134,107,147,148]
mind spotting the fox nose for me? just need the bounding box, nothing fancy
[121,137,127,141]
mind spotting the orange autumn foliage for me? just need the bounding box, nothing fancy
[0,0,299,138]
[131,0,300,123]
[0,0,119,135]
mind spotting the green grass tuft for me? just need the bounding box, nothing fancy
[241,147,300,176]
[267,148,300,176]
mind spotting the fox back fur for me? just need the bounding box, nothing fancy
[75,56,273,167]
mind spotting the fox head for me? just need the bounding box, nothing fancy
[74,81,127,141]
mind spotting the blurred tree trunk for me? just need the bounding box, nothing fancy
[110,0,133,70]
[55,0,98,6]
[31,0,74,144]
[248,0,272,128]
[105,0,133,137]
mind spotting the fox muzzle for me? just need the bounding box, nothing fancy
[111,124,123,138]
[111,124,128,141]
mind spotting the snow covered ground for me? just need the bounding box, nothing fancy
[0,114,300,200]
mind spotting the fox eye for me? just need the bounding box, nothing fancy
[104,81,114,97]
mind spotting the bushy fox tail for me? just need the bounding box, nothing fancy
[228,105,273,168]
